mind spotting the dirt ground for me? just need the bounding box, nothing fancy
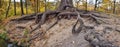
[5,13,120,47]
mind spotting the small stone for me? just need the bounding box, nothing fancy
[72,41,75,44]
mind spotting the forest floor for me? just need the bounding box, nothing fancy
[4,12,120,47]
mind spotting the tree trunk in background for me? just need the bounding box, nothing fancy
[20,0,24,16]
[6,0,11,18]
[45,0,47,11]
[36,0,38,13]
[25,0,28,14]
[33,0,36,13]
[0,0,3,8]
[113,0,116,14]
[0,0,1,8]
[14,0,16,15]
[39,0,41,12]
[94,0,98,11]
[85,0,87,11]
[57,0,73,11]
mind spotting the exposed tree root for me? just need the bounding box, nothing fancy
[72,12,84,33]
[84,31,119,47]
[28,31,44,42]
[46,17,60,31]
[8,4,116,47]
[11,13,38,21]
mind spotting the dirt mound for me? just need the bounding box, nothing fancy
[6,13,120,47]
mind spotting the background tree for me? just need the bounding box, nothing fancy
[14,0,16,15]
[6,0,11,18]
[39,0,41,12]
[113,0,116,14]
[45,0,47,11]
[20,0,24,15]
[0,0,1,8]
[36,0,39,13]
[94,0,98,11]
[85,0,87,11]
[25,0,28,14]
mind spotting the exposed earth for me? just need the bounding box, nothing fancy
[5,12,120,47]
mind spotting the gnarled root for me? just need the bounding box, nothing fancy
[9,5,110,43]
[84,32,118,47]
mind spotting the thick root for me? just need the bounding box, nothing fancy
[72,12,84,34]
[84,32,118,47]
[30,11,60,33]
[9,6,112,46]
[11,13,39,21]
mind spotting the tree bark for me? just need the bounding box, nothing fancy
[94,0,98,11]
[45,0,47,11]
[36,0,39,13]
[6,0,11,18]
[113,0,116,14]
[25,0,28,14]
[0,0,1,8]
[14,0,16,15]
[39,0,41,12]
[57,0,73,11]
[20,0,24,15]
[85,0,87,11]
[34,0,36,13]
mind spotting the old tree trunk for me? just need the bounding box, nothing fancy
[57,0,73,10]
[7,0,120,47]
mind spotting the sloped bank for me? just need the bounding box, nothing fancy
[5,12,120,47]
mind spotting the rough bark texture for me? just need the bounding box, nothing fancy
[57,0,73,10]
[20,0,24,15]
[14,0,16,15]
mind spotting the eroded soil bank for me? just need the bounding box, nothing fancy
[6,13,120,47]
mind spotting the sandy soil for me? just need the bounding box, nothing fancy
[5,13,120,47]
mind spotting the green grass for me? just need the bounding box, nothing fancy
[0,27,9,40]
